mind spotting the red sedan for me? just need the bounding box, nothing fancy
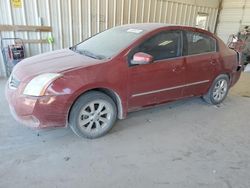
[6,23,242,138]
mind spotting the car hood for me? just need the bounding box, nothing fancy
[13,49,103,81]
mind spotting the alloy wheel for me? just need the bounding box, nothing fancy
[212,79,228,102]
[78,100,113,133]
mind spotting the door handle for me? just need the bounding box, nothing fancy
[209,61,216,65]
[210,59,217,65]
[172,66,185,73]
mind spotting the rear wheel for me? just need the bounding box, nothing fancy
[203,74,230,105]
[69,91,117,139]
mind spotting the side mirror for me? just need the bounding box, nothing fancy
[131,52,153,65]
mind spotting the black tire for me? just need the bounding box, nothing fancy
[203,74,230,105]
[69,91,117,139]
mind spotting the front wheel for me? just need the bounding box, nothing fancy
[203,74,230,105]
[69,91,117,139]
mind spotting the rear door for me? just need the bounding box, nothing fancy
[183,30,218,97]
[127,30,186,111]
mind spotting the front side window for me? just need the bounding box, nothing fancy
[133,31,182,61]
[185,31,216,55]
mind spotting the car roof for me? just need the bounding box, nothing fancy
[117,23,172,31]
[116,23,213,36]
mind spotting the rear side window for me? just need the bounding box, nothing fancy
[184,31,216,55]
[136,31,182,61]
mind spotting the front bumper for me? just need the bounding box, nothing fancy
[5,83,71,129]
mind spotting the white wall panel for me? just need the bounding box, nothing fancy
[216,0,250,42]
[0,0,219,77]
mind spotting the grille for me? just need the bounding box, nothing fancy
[9,75,20,89]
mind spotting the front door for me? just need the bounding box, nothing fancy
[127,30,186,111]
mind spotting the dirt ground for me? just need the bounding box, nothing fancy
[0,72,250,188]
[230,72,250,97]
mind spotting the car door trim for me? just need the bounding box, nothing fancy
[132,80,210,97]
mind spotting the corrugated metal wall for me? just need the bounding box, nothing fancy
[0,0,219,77]
[216,0,250,42]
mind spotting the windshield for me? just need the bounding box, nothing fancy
[73,27,145,60]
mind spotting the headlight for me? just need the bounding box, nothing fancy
[23,73,62,96]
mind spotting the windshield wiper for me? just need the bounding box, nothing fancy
[73,49,106,60]
[81,50,101,59]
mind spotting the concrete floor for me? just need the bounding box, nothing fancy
[0,73,250,188]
